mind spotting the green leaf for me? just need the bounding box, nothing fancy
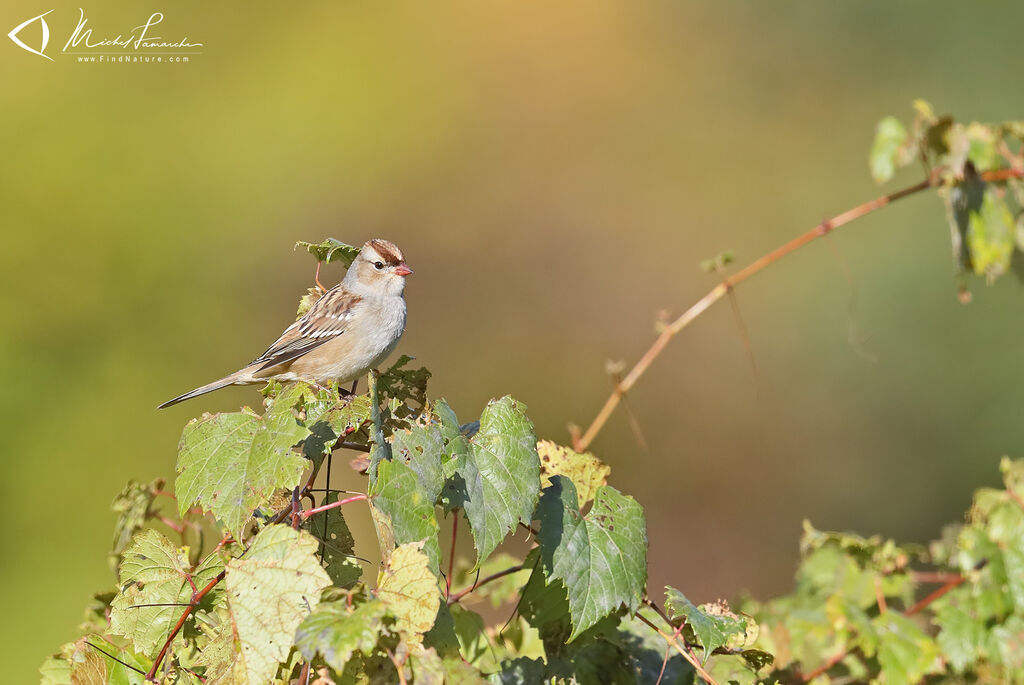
[376,540,441,644]
[295,237,360,266]
[871,613,940,684]
[192,617,236,684]
[665,587,747,664]
[537,439,610,506]
[304,491,362,587]
[39,652,71,685]
[934,603,990,672]
[537,476,647,640]
[225,525,331,684]
[109,529,223,653]
[378,355,431,407]
[389,413,447,499]
[369,457,442,573]
[299,387,371,464]
[870,116,910,183]
[175,384,312,536]
[966,189,1015,279]
[487,658,546,685]
[295,599,388,673]
[66,636,149,685]
[445,397,541,568]
[109,479,160,560]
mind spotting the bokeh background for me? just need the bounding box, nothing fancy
[3,1,1024,679]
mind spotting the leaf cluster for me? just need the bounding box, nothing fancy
[869,101,1024,297]
[44,319,750,683]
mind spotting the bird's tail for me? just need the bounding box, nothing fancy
[157,371,246,409]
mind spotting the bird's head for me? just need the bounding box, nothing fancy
[345,238,413,296]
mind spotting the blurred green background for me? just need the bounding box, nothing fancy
[3,1,1024,679]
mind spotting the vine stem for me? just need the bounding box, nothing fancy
[635,612,721,685]
[446,514,459,600]
[300,493,368,520]
[573,167,1024,452]
[146,570,226,681]
[447,563,526,605]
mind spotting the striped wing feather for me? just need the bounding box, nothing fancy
[250,286,361,371]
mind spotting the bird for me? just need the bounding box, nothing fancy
[158,238,412,409]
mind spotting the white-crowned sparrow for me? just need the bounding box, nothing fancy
[158,239,412,409]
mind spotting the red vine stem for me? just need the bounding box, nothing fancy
[573,167,1024,452]
[300,493,367,520]
[146,570,226,681]
[446,514,459,600]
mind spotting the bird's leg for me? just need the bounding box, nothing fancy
[350,380,358,395]
[314,262,327,294]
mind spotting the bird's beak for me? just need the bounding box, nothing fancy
[394,262,413,277]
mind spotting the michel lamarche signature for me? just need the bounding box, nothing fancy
[63,9,202,52]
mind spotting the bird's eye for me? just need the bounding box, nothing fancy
[373,261,385,270]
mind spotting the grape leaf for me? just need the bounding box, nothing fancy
[295,237,360,266]
[442,397,541,568]
[870,116,910,184]
[376,540,441,644]
[193,617,236,684]
[537,440,610,506]
[67,636,149,685]
[665,588,749,664]
[935,603,989,673]
[871,613,941,684]
[378,355,431,407]
[537,476,647,640]
[110,479,160,559]
[299,387,371,464]
[226,525,331,684]
[295,600,388,673]
[108,529,223,653]
[966,189,1015,279]
[389,414,446,499]
[38,653,71,685]
[369,457,442,572]
[176,384,312,536]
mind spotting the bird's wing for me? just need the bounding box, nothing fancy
[249,286,362,372]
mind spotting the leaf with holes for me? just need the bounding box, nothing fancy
[299,386,371,464]
[175,384,311,537]
[665,587,748,664]
[110,479,161,559]
[389,413,446,498]
[537,476,647,640]
[538,440,610,506]
[108,529,223,653]
[378,354,431,407]
[225,525,331,684]
[369,457,442,573]
[376,540,441,644]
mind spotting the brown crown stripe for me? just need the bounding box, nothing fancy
[367,239,404,266]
